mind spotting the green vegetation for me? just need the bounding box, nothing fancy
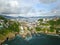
[8,21,20,32]
[0,15,60,41]
[36,18,60,34]
[0,16,8,23]
[35,27,41,31]
[38,19,43,22]
[0,16,20,40]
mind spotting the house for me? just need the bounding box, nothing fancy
[0,20,4,28]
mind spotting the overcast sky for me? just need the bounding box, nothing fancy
[0,0,60,17]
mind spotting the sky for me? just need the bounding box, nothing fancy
[0,0,60,17]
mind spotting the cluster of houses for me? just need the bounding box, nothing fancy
[18,21,37,38]
[0,19,4,29]
[16,17,60,37]
[0,19,13,29]
[37,18,60,35]
[0,16,60,37]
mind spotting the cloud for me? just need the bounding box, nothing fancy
[0,0,60,17]
[39,0,60,16]
[0,0,20,14]
[51,4,60,16]
[0,0,39,15]
[39,0,57,4]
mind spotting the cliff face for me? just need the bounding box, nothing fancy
[0,15,19,44]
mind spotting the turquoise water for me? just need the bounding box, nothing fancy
[2,34,60,45]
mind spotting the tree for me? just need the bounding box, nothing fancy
[38,19,43,22]
[35,27,41,31]
[0,15,8,23]
[0,15,20,40]
[8,21,20,32]
[48,19,60,34]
